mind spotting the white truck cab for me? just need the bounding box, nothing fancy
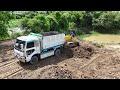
[14,32,65,64]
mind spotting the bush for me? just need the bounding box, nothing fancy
[21,17,29,29]
[0,11,15,39]
[93,11,117,33]
[0,23,9,39]
[33,14,50,32]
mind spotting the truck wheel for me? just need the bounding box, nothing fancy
[55,49,61,57]
[30,56,38,65]
[61,47,64,53]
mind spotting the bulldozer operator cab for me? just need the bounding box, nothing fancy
[70,31,75,37]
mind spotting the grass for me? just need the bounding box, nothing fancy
[77,31,120,45]
[78,31,100,40]
[78,34,90,40]
[89,31,101,35]
[83,34,120,45]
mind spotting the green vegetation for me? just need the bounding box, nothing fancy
[8,19,22,28]
[1,11,120,41]
[0,11,15,40]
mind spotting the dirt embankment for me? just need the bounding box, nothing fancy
[1,39,120,79]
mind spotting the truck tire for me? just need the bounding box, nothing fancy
[55,49,61,57]
[30,56,38,65]
[60,47,64,53]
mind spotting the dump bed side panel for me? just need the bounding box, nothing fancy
[42,34,65,49]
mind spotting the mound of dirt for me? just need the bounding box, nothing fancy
[65,41,99,59]
[62,47,74,58]
[37,65,77,79]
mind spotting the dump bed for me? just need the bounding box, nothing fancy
[41,32,65,49]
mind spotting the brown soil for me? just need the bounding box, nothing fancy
[1,39,120,79]
[71,41,98,59]
[37,65,77,79]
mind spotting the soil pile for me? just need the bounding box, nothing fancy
[65,41,99,59]
[37,65,77,79]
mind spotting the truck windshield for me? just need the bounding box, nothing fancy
[15,39,25,51]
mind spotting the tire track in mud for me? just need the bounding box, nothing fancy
[0,59,18,68]
[0,48,23,78]
[3,61,40,79]
[6,63,42,79]
[0,61,24,78]
[80,54,113,70]
[4,55,104,79]
[79,54,116,79]
[80,54,103,69]
[1,56,56,79]
[0,60,19,71]
[7,68,36,79]
[5,65,33,79]
[7,55,106,79]
[4,69,27,79]
[5,58,55,79]
[6,56,63,79]
[2,68,24,79]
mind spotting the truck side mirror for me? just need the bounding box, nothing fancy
[20,44,24,51]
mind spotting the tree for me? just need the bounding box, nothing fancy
[93,11,117,33]
[46,15,58,31]
[34,14,50,32]
[21,17,29,29]
[0,11,14,39]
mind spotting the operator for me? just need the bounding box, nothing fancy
[70,31,75,40]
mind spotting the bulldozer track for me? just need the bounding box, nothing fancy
[3,68,24,79]
[3,62,39,79]
[80,54,112,69]
[4,66,31,79]
[4,65,35,79]
[0,60,25,78]
[0,60,19,71]
[0,65,23,78]
[0,59,18,68]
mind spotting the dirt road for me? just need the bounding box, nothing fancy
[1,39,120,79]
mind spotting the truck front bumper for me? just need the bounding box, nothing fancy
[15,55,26,63]
[19,57,26,63]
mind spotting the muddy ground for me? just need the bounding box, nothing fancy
[0,39,120,79]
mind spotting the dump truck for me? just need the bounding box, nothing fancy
[14,31,79,64]
[14,31,65,64]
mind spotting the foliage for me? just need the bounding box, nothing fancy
[3,11,120,41]
[0,11,15,39]
[92,11,118,33]
[21,17,29,29]
[20,11,120,34]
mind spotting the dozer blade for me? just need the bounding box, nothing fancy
[66,42,79,48]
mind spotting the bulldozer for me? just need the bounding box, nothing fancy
[65,32,79,48]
